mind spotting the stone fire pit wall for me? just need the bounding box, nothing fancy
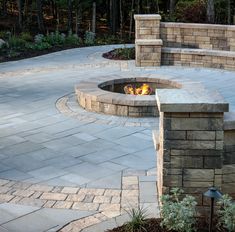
[155,86,230,214]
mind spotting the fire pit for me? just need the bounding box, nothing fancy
[75,77,181,117]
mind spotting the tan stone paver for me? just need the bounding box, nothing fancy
[78,188,105,196]
[12,190,35,197]
[53,201,73,209]
[104,189,121,196]
[0,194,14,202]
[93,195,111,203]
[61,187,79,194]
[40,192,68,201]
[66,194,86,202]
[43,200,56,208]
[72,202,99,211]
[28,184,54,192]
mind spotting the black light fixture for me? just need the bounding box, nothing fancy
[204,187,222,232]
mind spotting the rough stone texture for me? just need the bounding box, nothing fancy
[223,128,235,198]
[135,14,235,70]
[155,88,231,214]
[135,15,163,67]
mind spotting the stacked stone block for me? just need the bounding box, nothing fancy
[161,48,235,71]
[223,121,235,198]
[155,87,229,214]
[134,14,163,67]
[160,23,235,51]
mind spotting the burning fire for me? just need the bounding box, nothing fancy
[124,83,152,95]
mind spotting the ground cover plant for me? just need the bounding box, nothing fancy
[107,188,234,232]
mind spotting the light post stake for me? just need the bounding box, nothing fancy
[204,187,222,232]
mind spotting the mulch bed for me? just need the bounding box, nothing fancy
[102,48,135,60]
[106,218,227,232]
[0,45,82,63]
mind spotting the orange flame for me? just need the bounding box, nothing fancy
[124,83,152,95]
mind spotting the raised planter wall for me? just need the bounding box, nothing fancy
[135,14,235,70]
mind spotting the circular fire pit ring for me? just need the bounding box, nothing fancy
[75,77,181,117]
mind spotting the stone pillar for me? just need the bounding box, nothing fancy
[134,14,163,67]
[155,87,229,214]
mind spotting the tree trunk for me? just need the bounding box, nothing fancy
[207,0,215,23]
[92,1,96,33]
[120,0,123,38]
[227,0,231,24]
[75,1,82,34]
[2,0,7,16]
[169,0,175,19]
[17,0,23,30]
[129,0,134,39]
[67,0,73,31]
[36,0,45,33]
[109,0,118,34]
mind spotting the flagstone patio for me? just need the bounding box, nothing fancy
[0,45,235,232]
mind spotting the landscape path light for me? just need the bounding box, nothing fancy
[204,187,222,232]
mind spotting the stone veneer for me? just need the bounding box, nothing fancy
[135,14,235,70]
[153,83,235,214]
[75,76,181,117]
[135,15,163,67]
[223,113,235,199]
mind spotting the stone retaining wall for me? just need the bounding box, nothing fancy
[135,14,235,70]
[160,23,235,51]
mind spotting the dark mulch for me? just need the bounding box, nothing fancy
[0,45,82,63]
[106,218,228,232]
[102,48,135,60]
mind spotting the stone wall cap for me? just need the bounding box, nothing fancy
[136,39,163,46]
[161,22,235,30]
[134,14,161,20]
[162,47,235,58]
[224,112,235,130]
[156,88,229,113]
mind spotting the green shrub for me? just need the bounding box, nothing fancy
[161,188,197,232]
[8,36,26,49]
[114,47,135,60]
[217,194,235,232]
[65,30,82,46]
[84,31,95,46]
[96,34,124,45]
[44,30,65,46]
[26,41,52,50]
[125,207,147,232]
[20,32,32,42]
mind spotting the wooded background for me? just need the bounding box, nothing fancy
[0,0,235,37]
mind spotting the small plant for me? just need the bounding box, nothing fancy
[217,194,235,232]
[160,188,197,232]
[44,30,65,46]
[114,47,135,60]
[20,32,32,42]
[84,31,95,46]
[34,34,44,44]
[8,36,26,50]
[65,30,82,46]
[124,207,147,232]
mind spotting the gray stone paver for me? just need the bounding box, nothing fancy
[0,45,235,231]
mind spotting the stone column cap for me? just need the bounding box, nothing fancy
[136,39,163,45]
[134,14,161,20]
[156,86,229,113]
